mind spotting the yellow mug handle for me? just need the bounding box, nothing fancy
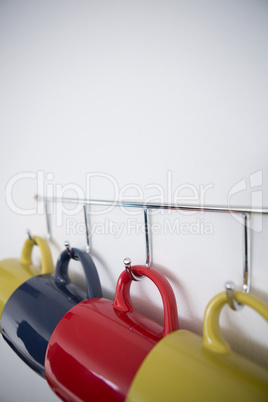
[203,291,268,354]
[20,236,54,274]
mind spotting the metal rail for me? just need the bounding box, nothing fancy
[35,195,268,214]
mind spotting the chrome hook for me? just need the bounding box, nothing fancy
[242,213,251,294]
[33,195,52,241]
[144,208,151,267]
[123,208,151,280]
[225,213,251,310]
[83,204,91,254]
[44,199,52,241]
[123,257,143,281]
[64,241,79,261]
[225,281,243,311]
[26,229,36,244]
[64,240,72,255]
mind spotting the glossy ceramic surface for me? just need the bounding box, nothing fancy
[127,291,268,402]
[45,265,179,402]
[0,237,54,328]
[1,248,102,378]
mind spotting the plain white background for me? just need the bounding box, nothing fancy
[0,0,268,400]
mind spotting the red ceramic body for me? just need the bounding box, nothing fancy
[45,265,179,402]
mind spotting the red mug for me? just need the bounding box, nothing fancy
[45,265,179,401]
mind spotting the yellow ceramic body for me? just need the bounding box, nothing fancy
[0,237,54,329]
[127,291,268,402]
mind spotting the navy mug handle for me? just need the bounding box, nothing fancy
[55,248,103,299]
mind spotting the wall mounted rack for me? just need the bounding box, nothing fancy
[36,194,268,310]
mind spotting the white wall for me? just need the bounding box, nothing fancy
[0,0,268,400]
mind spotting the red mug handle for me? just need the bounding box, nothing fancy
[113,265,179,337]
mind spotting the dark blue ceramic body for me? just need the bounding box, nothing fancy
[1,248,102,378]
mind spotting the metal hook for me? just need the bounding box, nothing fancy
[225,281,243,311]
[27,229,36,244]
[83,204,91,253]
[123,208,151,280]
[225,213,251,310]
[123,257,143,281]
[64,241,79,261]
[243,213,251,294]
[144,208,151,267]
[44,199,52,241]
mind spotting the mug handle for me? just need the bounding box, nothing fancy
[113,265,179,337]
[203,291,268,354]
[55,248,103,299]
[20,236,54,274]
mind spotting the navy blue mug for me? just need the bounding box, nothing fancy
[1,247,103,378]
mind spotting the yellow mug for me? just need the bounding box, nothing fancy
[0,236,54,329]
[127,291,268,402]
